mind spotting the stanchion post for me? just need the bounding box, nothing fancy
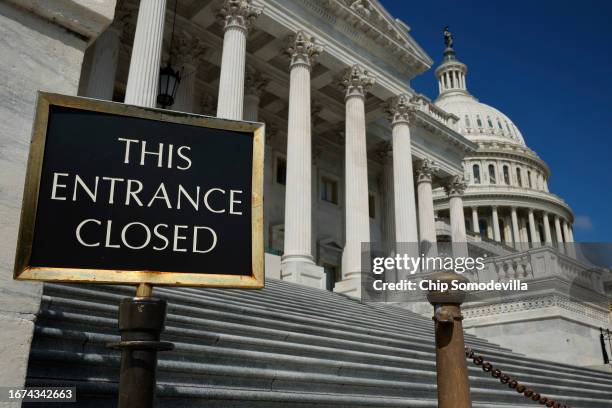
[426,271,472,408]
[108,283,174,408]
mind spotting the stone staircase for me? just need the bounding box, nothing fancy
[25,279,612,407]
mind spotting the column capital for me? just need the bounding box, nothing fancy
[171,30,208,69]
[341,64,375,99]
[245,65,269,97]
[444,175,467,197]
[217,0,262,32]
[385,94,418,125]
[285,31,323,69]
[416,159,438,184]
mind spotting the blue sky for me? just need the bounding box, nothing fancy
[381,0,612,242]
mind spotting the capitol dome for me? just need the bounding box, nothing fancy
[435,94,526,146]
[431,30,574,251]
[431,39,526,146]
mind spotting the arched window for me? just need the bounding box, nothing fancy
[476,115,483,128]
[503,165,510,184]
[516,168,522,187]
[487,116,493,128]
[488,164,496,184]
[465,115,471,127]
[473,164,481,184]
[527,170,532,188]
[497,119,503,130]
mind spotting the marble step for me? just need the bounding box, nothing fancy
[26,280,612,408]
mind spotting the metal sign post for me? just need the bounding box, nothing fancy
[13,92,265,407]
[108,284,173,408]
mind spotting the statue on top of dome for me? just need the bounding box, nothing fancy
[443,26,454,49]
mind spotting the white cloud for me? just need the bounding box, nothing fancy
[574,215,593,230]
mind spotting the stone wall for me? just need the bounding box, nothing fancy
[0,0,115,394]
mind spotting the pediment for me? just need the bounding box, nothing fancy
[325,0,433,74]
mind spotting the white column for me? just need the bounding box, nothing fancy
[340,64,375,281]
[520,217,529,244]
[446,176,468,257]
[171,32,207,112]
[216,0,261,120]
[492,206,501,242]
[528,209,539,248]
[378,144,395,256]
[386,95,419,246]
[83,28,121,100]
[471,206,480,240]
[243,65,268,122]
[563,220,572,243]
[542,212,553,245]
[417,159,438,256]
[563,220,575,257]
[124,0,167,107]
[554,215,565,253]
[282,31,322,269]
[83,4,133,99]
[511,207,520,249]
[503,217,513,245]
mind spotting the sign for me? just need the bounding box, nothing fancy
[14,92,264,288]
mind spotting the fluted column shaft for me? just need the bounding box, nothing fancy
[492,206,501,242]
[282,31,322,267]
[124,0,167,107]
[528,209,539,247]
[341,65,374,278]
[217,26,246,119]
[243,94,260,121]
[380,152,395,256]
[417,160,437,256]
[471,207,480,239]
[446,177,468,258]
[84,28,121,100]
[243,66,267,121]
[283,64,312,262]
[511,207,520,248]
[173,63,196,112]
[392,122,418,243]
[216,0,261,119]
[554,216,564,244]
[563,221,572,243]
[386,95,418,245]
[543,212,552,244]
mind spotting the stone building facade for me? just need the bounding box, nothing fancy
[0,0,608,391]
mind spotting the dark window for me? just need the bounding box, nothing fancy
[473,164,481,184]
[276,157,287,185]
[476,115,483,127]
[488,164,496,184]
[320,176,338,204]
[503,166,510,185]
[516,168,522,187]
[487,117,493,128]
[527,171,532,188]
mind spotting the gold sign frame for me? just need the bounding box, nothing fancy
[13,92,264,289]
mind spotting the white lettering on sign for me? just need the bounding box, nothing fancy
[54,138,245,254]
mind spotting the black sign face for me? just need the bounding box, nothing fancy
[14,93,264,287]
